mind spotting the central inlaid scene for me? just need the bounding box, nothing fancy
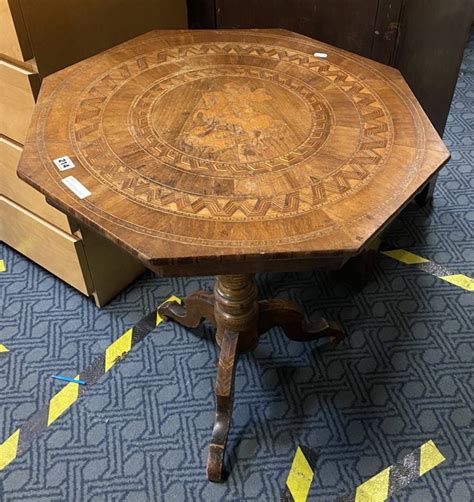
[152,76,317,164]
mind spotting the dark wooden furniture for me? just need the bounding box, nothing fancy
[190,0,400,63]
[18,29,449,481]
[188,0,474,202]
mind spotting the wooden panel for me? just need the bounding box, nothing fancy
[187,0,216,29]
[394,0,474,135]
[20,0,188,77]
[214,0,379,57]
[0,195,93,295]
[304,0,379,57]
[78,225,145,307]
[371,0,403,65]
[0,135,74,232]
[0,59,39,143]
[0,0,32,62]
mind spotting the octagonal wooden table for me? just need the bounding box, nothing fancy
[17,29,449,481]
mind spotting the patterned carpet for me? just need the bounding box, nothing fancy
[1,32,473,502]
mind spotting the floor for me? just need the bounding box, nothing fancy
[1,32,473,502]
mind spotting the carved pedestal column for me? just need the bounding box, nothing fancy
[207,274,258,480]
[213,274,259,351]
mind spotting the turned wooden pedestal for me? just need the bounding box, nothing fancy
[158,274,343,481]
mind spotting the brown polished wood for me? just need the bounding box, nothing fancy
[158,274,343,481]
[17,29,449,481]
[18,29,449,274]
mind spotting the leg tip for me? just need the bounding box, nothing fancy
[207,445,226,482]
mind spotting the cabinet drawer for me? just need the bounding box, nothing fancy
[0,135,74,233]
[0,59,39,143]
[0,195,93,295]
[0,0,32,62]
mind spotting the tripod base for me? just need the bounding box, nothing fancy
[158,274,343,482]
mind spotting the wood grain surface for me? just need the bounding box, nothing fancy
[0,135,73,232]
[0,59,38,143]
[18,29,449,276]
[0,195,93,294]
[0,0,32,62]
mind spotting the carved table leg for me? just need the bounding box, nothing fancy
[159,274,342,482]
[207,275,259,481]
[258,299,344,345]
[158,290,216,328]
[207,328,239,482]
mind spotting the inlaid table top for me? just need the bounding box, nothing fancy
[18,29,449,275]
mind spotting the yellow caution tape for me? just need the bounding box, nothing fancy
[286,447,315,502]
[382,249,473,291]
[282,446,319,501]
[338,440,445,501]
[0,429,20,470]
[439,274,474,292]
[382,249,430,265]
[354,467,390,502]
[104,328,133,372]
[47,375,81,426]
[419,440,446,476]
[0,295,182,471]
[156,295,182,325]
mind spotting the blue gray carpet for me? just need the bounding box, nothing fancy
[1,31,473,501]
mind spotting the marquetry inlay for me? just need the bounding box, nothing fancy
[19,29,449,265]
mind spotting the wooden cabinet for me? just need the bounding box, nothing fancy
[0,60,38,143]
[1,136,73,231]
[189,0,400,63]
[0,196,92,295]
[0,0,188,305]
[0,0,32,63]
[394,1,474,135]
[213,0,388,62]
